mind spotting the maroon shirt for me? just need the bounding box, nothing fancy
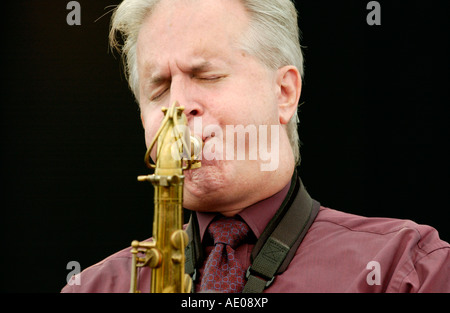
[62,184,449,293]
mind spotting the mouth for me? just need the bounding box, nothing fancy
[190,134,216,167]
[202,133,215,143]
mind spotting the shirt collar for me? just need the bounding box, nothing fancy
[196,181,291,241]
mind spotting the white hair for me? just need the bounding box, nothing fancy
[109,0,304,164]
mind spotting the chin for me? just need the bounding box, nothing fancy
[182,162,229,209]
[184,163,225,193]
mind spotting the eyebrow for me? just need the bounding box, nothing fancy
[148,61,215,83]
[190,61,213,74]
[149,74,169,86]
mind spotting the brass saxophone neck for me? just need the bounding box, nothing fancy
[130,101,201,293]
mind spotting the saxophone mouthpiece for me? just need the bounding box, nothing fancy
[187,135,203,170]
[190,135,203,159]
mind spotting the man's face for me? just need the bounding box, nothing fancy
[136,0,294,214]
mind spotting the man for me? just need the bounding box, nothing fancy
[62,0,449,292]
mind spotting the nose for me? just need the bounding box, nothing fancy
[169,76,204,120]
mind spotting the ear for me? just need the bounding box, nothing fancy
[276,66,302,125]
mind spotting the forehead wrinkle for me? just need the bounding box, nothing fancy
[148,59,216,83]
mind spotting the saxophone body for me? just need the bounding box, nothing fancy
[130,102,201,293]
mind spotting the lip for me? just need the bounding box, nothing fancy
[202,132,217,142]
[199,134,212,144]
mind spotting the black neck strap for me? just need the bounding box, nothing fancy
[185,170,320,292]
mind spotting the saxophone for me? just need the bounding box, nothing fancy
[129,101,202,293]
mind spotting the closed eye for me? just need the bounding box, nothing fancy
[150,87,169,101]
[194,74,226,82]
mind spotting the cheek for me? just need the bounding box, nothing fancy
[143,125,155,148]
[226,73,278,125]
[141,107,164,148]
[143,121,160,162]
[224,90,278,126]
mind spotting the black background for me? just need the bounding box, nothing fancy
[1,1,448,293]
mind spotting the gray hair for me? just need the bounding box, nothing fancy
[109,0,304,164]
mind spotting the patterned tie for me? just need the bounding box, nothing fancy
[199,216,250,293]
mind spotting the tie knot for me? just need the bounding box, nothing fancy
[208,216,249,249]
